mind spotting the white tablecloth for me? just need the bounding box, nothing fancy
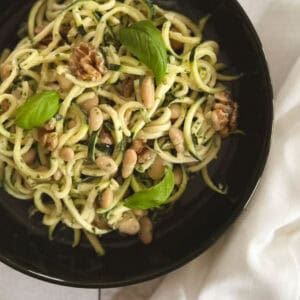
[1,0,300,299]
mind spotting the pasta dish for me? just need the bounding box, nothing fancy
[0,0,239,255]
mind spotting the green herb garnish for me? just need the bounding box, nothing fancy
[143,0,156,19]
[124,167,175,210]
[108,64,121,71]
[96,143,114,156]
[115,140,127,152]
[119,20,167,84]
[77,25,86,35]
[15,91,60,130]
[93,11,102,21]
[103,120,114,132]
[88,129,100,162]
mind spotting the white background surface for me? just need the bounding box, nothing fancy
[1,0,300,299]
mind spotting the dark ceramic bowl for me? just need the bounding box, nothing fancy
[0,0,273,288]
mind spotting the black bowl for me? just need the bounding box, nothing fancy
[0,0,273,288]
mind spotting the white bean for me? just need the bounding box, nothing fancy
[81,95,99,112]
[122,149,137,178]
[148,157,165,180]
[141,76,155,109]
[100,188,114,209]
[95,155,118,175]
[139,216,153,244]
[118,217,140,235]
[170,104,181,120]
[133,209,146,218]
[59,147,74,161]
[56,74,73,92]
[89,107,103,131]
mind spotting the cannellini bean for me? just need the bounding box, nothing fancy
[89,107,103,131]
[169,127,185,153]
[139,216,153,244]
[173,167,183,185]
[56,74,73,92]
[53,170,63,181]
[44,117,56,131]
[133,209,146,218]
[131,139,145,154]
[170,104,181,120]
[122,149,137,178]
[118,217,140,235]
[22,148,36,165]
[100,188,114,209]
[148,157,165,180]
[59,147,74,161]
[141,76,155,109]
[95,155,118,175]
[80,95,99,112]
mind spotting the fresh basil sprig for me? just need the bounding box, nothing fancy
[119,20,167,84]
[15,91,60,130]
[124,167,175,210]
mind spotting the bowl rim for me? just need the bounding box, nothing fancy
[0,0,273,288]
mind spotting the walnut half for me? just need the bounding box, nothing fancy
[70,42,107,81]
[211,91,238,138]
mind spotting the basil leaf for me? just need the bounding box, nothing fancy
[124,167,175,210]
[15,91,60,130]
[119,20,167,84]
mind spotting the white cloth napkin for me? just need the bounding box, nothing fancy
[101,0,300,299]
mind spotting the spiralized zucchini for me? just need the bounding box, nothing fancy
[0,0,239,254]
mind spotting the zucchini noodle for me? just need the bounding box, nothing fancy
[0,0,239,254]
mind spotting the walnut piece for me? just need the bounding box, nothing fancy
[211,91,238,138]
[122,77,134,98]
[70,42,107,81]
